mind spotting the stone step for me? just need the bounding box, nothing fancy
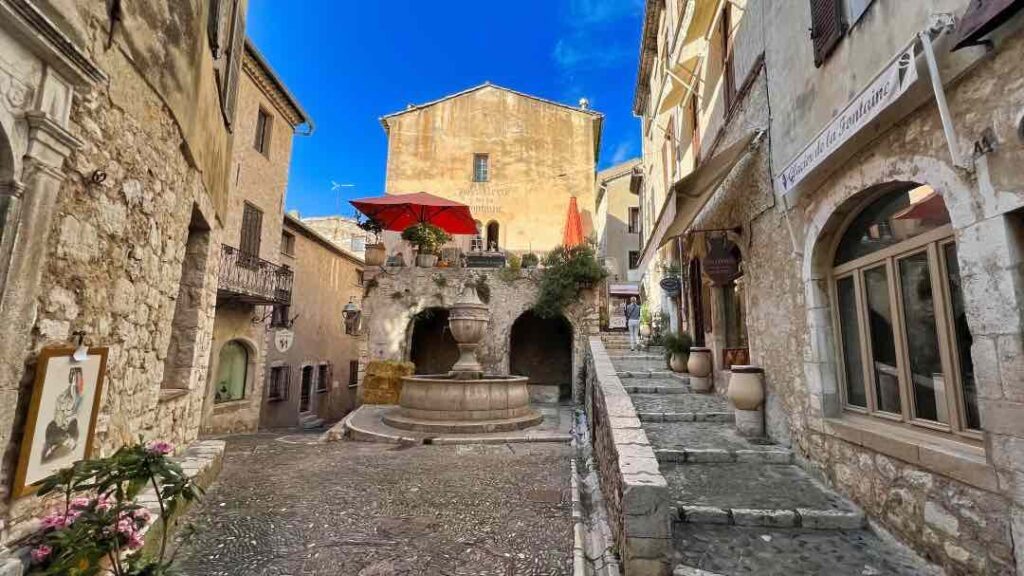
[672,524,941,575]
[618,371,681,381]
[623,382,692,395]
[643,421,780,453]
[655,447,792,465]
[662,462,863,530]
[610,358,673,371]
[630,392,732,415]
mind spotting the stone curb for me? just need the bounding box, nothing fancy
[654,448,793,464]
[674,504,865,530]
[637,412,734,423]
[673,565,726,576]
[340,405,572,446]
[571,452,586,576]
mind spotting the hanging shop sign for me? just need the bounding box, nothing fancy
[704,237,741,285]
[274,329,294,353]
[659,277,682,296]
[776,45,918,197]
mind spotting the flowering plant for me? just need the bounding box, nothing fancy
[26,440,200,576]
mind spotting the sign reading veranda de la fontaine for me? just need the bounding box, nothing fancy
[776,46,918,196]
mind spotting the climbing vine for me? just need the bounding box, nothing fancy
[533,243,607,319]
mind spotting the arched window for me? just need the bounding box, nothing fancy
[486,221,500,251]
[471,220,483,252]
[215,340,248,403]
[831,184,979,436]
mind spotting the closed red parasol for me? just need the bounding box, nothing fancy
[562,196,584,248]
[349,192,478,234]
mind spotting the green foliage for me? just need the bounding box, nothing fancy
[521,253,539,268]
[533,244,607,319]
[356,217,384,243]
[28,440,201,576]
[662,331,693,356]
[498,254,522,283]
[640,303,652,325]
[400,222,451,255]
[661,262,681,277]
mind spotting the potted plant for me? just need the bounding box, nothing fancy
[639,304,652,338]
[521,253,539,269]
[663,331,693,373]
[358,217,386,266]
[401,222,451,267]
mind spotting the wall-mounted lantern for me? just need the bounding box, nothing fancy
[343,298,361,336]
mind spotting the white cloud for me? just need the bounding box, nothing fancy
[552,0,642,73]
[610,141,634,164]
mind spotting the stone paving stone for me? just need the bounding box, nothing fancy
[672,524,942,575]
[643,421,775,452]
[661,462,857,513]
[629,393,732,415]
[174,434,573,575]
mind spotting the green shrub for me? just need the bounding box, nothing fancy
[662,331,693,356]
[521,253,539,268]
[400,222,451,255]
[533,243,607,318]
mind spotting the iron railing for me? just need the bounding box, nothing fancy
[218,244,293,305]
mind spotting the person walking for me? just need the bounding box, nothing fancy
[625,296,641,351]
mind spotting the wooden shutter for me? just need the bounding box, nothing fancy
[240,203,263,259]
[809,0,846,67]
[349,360,359,386]
[689,96,701,164]
[221,0,247,128]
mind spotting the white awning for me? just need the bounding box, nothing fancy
[636,130,762,274]
[608,283,641,296]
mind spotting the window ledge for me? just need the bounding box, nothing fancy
[158,389,189,403]
[823,415,998,492]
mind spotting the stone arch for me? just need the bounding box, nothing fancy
[212,337,258,403]
[408,307,458,374]
[510,310,573,401]
[486,221,500,250]
[799,163,972,418]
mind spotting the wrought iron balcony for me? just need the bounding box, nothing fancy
[218,244,293,305]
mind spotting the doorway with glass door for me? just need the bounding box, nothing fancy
[300,365,314,413]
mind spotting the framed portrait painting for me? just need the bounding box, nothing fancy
[13,346,108,497]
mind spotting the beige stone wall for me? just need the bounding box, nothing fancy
[382,85,601,255]
[597,159,641,282]
[302,215,366,259]
[263,218,364,428]
[0,0,234,543]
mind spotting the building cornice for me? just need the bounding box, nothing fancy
[632,0,664,116]
[243,39,313,133]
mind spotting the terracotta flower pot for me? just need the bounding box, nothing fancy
[687,347,712,392]
[727,365,764,411]
[670,352,688,373]
[639,323,651,337]
[364,243,386,266]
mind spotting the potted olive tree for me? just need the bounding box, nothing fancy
[663,331,693,373]
[358,217,386,266]
[401,222,451,267]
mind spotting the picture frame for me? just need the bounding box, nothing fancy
[12,346,108,498]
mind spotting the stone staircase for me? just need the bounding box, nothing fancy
[298,411,324,430]
[597,334,941,576]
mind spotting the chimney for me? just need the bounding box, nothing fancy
[578,98,590,110]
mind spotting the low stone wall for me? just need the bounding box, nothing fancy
[584,338,671,576]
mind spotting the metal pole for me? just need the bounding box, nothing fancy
[919,31,966,168]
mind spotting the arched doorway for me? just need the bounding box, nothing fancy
[409,308,459,374]
[214,340,249,403]
[486,221,500,251]
[510,311,572,401]
[826,182,979,434]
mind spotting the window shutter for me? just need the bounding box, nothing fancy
[221,0,246,128]
[809,0,846,67]
[240,204,263,258]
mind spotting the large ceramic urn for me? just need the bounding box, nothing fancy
[448,282,489,375]
[727,365,764,410]
[687,346,712,392]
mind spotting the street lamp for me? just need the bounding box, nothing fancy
[342,298,361,335]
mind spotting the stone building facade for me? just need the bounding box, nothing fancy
[380,83,603,258]
[596,158,642,283]
[361,268,598,403]
[632,0,1024,574]
[262,214,364,429]
[0,0,248,543]
[301,214,367,259]
[203,40,312,435]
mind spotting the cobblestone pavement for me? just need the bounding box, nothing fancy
[173,433,573,576]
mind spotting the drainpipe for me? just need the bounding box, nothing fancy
[919,27,968,169]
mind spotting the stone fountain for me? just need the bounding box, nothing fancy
[383,282,543,433]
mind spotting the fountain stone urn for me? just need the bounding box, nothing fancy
[383,282,543,433]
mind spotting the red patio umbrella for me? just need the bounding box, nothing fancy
[563,196,584,248]
[349,192,477,234]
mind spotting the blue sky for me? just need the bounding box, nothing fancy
[247,0,644,218]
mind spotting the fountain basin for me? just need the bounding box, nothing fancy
[383,374,543,433]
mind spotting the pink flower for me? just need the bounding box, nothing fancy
[127,532,145,550]
[70,497,91,509]
[132,508,152,522]
[95,494,114,511]
[146,441,174,455]
[30,545,52,563]
[116,516,137,535]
